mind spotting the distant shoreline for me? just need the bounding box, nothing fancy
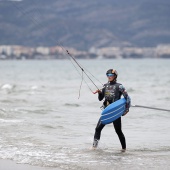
[1,45,170,60]
[0,57,170,60]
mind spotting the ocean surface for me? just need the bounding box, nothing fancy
[0,59,170,170]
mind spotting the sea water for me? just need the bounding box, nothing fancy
[0,59,170,170]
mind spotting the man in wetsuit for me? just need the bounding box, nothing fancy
[92,69,131,152]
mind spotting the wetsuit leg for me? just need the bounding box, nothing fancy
[113,117,126,149]
[94,119,105,140]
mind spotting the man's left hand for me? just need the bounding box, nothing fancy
[122,109,129,116]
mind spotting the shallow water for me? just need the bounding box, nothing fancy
[0,59,170,170]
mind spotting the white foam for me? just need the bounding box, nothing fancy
[0,119,23,123]
[30,86,38,90]
[1,84,13,90]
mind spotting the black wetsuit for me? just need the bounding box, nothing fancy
[93,80,131,149]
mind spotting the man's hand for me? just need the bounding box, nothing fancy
[93,89,101,94]
[122,109,129,116]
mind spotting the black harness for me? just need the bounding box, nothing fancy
[103,82,122,107]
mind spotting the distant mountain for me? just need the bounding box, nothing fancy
[0,0,170,50]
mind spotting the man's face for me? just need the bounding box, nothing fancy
[107,74,115,82]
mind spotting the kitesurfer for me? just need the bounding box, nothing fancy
[92,69,131,152]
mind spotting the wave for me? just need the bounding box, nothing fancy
[1,84,14,90]
[0,144,170,170]
[0,84,16,94]
[127,88,135,92]
[64,103,80,107]
[41,124,64,129]
[129,146,170,153]
[0,84,46,95]
[0,118,23,123]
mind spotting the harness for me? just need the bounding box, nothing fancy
[103,82,122,108]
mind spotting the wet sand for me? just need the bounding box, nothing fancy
[0,159,61,170]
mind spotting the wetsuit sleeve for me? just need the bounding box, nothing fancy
[119,85,131,110]
[98,86,105,101]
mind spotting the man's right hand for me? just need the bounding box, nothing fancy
[93,89,101,94]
